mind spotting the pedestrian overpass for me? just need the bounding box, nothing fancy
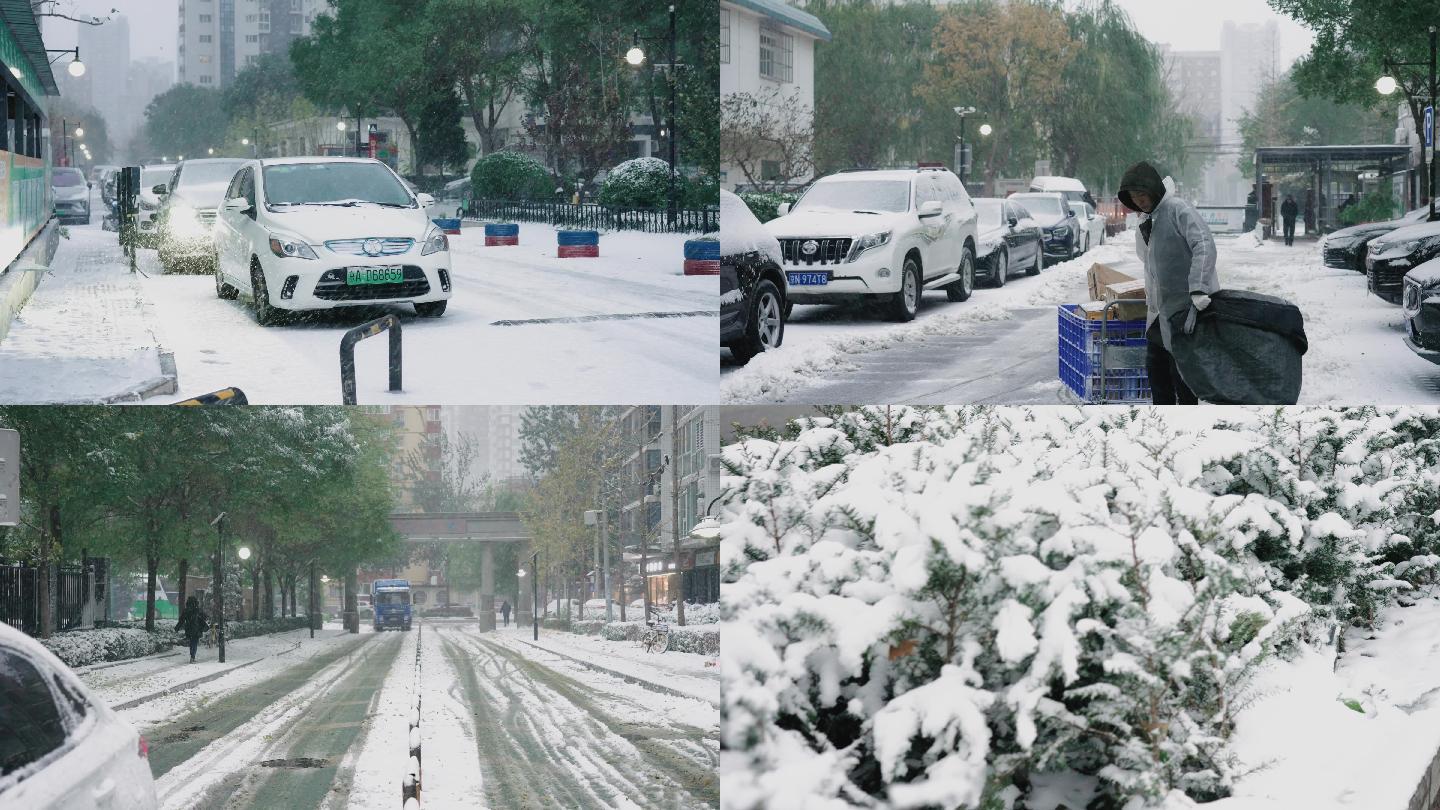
[388,512,531,630]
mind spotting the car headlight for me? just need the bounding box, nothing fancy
[420,227,449,256]
[1050,225,1071,237]
[848,230,891,261]
[268,231,318,260]
[168,206,209,237]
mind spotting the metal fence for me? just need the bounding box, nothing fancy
[56,565,86,632]
[0,562,39,634]
[465,199,718,234]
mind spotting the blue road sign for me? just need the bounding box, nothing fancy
[1427,105,1434,148]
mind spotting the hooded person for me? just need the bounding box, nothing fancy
[175,595,209,664]
[1117,161,1220,405]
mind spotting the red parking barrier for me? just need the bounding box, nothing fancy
[557,244,599,258]
[485,235,519,246]
[684,258,720,275]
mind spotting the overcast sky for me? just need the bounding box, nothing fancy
[1082,0,1316,67]
[46,0,176,64]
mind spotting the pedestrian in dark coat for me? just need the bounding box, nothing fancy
[501,600,511,627]
[175,596,208,663]
[1280,194,1299,246]
[1117,161,1220,405]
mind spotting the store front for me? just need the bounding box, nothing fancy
[643,546,720,605]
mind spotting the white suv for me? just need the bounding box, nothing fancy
[763,168,979,321]
[213,157,452,326]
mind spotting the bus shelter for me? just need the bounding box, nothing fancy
[1253,145,1413,237]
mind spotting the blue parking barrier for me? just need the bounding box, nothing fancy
[556,229,600,245]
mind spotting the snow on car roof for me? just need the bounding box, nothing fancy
[818,170,925,182]
[257,156,385,166]
[1380,217,1440,242]
[1030,175,1086,190]
[721,188,782,265]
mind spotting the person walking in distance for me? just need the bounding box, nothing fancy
[1117,161,1220,405]
[175,596,209,664]
[1280,194,1299,246]
[501,600,511,627]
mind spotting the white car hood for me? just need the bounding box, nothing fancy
[263,204,432,243]
[53,186,88,201]
[764,208,909,239]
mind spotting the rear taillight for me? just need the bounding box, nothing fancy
[138,736,150,759]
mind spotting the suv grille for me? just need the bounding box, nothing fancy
[780,237,853,266]
[1322,247,1352,268]
[324,237,415,256]
[313,266,431,301]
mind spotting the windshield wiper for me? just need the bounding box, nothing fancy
[852,210,884,215]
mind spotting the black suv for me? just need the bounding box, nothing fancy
[1366,220,1440,304]
[1403,256,1440,365]
[1323,207,1432,273]
[721,190,788,364]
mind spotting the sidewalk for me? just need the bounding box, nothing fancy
[494,623,719,706]
[0,225,175,403]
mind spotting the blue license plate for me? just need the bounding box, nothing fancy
[787,272,830,286]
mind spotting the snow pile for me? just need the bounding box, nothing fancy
[719,406,1440,809]
[599,156,673,208]
[41,627,173,668]
[721,188,783,265]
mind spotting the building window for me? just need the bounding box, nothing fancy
[761,159,781,182]
[199,13,211,22]
[199,75,213,84]
[246,34,258,42]
[720,10,730,64]
[758,22,792,83]
[199,55,211,63]
[199,34,212,42]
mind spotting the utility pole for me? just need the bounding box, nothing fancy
[668,3,677,227]
[531,551,539,641]
[601,509,612,622]
[670,406,686,626]
[211,512,227,663]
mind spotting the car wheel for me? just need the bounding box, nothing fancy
[1028,245,1042,276]
[1067,240,1076,262]
[250,263,284,326]
[415,301,447,317]
[889,256,921,321]
[215,263,237,300]
[729,279,785,364]
[989,249,1008,288]
[782,300,794,321]
[947,246,974,302]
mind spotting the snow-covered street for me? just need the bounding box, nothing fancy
[720,230,1440,404]
[75,619,718,809]
[0,201,716,403]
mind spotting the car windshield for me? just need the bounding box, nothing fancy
[52,170,85,187]
[375,592,410,605]
[1014,195,1062,215]
[974,199,1003,226]
[796,179,910,213]
[263,162,415,208]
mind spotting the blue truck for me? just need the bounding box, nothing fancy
[371,579,412,631]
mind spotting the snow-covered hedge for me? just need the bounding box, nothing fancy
[469,150,553,201]
[719,406,1440,809]
[225,616,308,640]
[599,157,671,208]
[668,626,719,656]
[570,619,607,635]
[737,191,799,223]
[41,627,173,668]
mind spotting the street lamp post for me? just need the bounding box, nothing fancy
[522,552,539,640]
[627,5,680,227]
[1377,26,1438,220]
[953,106,977,186]
[210,512,227,663]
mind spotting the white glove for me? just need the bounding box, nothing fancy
[1191,292,1211,311]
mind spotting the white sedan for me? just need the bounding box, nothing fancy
[0,623,158,809]
[213,157,452,326]
[1068,201,1107,253]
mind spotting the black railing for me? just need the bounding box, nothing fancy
[56,565,85,632]
[0,562,39,634]
[465,199,718,234]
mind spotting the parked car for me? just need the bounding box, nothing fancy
[1028,175,1091,205]
[1008,192,1080,265]
[135,164,176,247]
[1068,200,1106,253]
[1403,255,1440,364]
[721,189,787,363]
[763,166,979,321]
[154,157,248,273]
[1323,206,1434,273]
[213,157,451,326]
[100,168,119,213]
[972,197,1042,287]
[88,164,118,186]
[1364,219,1440,304]
[0,623,158,809]
[50,167,90,225]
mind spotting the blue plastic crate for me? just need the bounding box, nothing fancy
[1057,304,1152,403]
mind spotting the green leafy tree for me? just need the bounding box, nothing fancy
[1235,67,1394,179]
[141,85,230,161]
[423,0,529,154]
[45,100,113,166]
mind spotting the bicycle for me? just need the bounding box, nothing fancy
[640,618,670,654]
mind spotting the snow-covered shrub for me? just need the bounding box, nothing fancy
[225,616,309,641]
[684,602,720,624]
[570,619,606,636]
[736,191,799,223]
[599,157,672,208]
[41,627,173,668]
[469,150,553,201]
[602,621,643,641]
[669,626,720,657]
[719,406,1404,809]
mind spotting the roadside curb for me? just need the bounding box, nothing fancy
[402,621,423,809]
[110,644,291,711]
[75,650,182,674]
[506,634,719,708]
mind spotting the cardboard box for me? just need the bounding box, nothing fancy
[1080,299,1148,321]
[1104,278,1146,301]
[1086,261,1139,301]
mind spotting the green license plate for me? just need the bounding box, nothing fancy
[346,267,404,285]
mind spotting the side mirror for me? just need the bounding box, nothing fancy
[1007,216,1019,227]
[416,193,435,207]
[223,196,252,214]
[152,184,169,196]
[776,202,791,216]
[918,200,943,218]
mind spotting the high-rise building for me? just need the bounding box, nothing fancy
[653,406,721,605]
[1160,45,1225,203]
[178,0,325,88]
[1217,20,1281,203]
[442,405,527,492]
[77,15,128,144]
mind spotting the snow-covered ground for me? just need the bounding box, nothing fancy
[0,208,716,403]
[506,622,720,706]
[720,230,1440,404]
